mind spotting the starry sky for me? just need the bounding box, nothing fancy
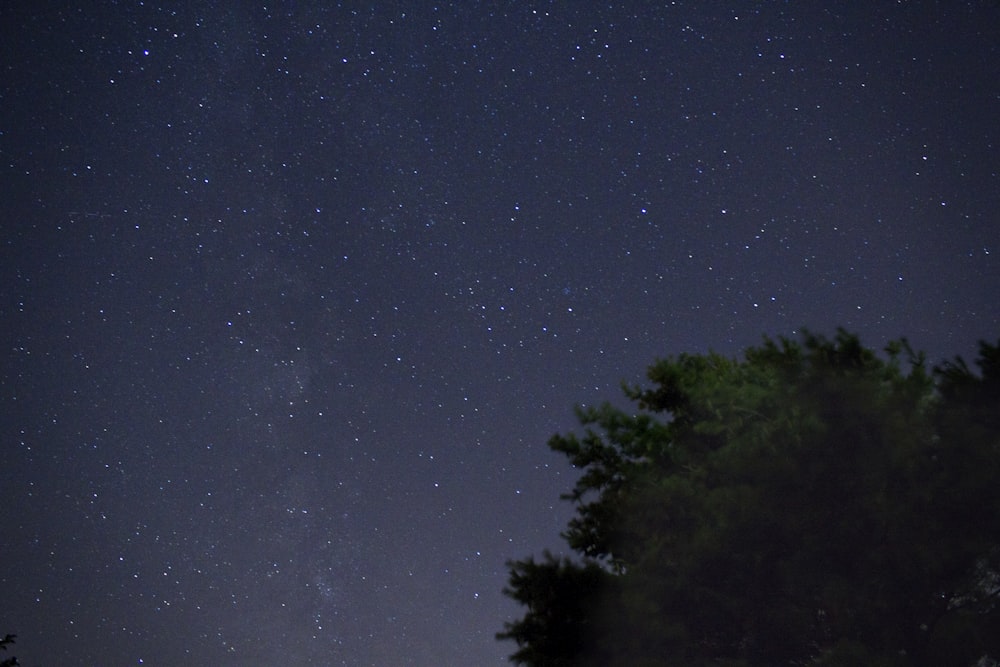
[1,2,998,665]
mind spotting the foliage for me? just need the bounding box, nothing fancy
[0,634,18,667]
[498,330,1000,666]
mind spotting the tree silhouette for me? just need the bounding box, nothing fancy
[499,330,1000,666]
[0,634,18,667]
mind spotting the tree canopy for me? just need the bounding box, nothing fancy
[0,634,18,667]
[499,330,1000,666]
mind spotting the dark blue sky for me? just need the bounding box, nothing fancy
[2,2,998,665]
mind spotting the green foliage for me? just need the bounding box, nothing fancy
[499,330,1000,666]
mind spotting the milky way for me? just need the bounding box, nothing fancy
[1,3,998,665]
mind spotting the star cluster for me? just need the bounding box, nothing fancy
[1,3,997,665]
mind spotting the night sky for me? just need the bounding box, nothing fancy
[1,2,998,665]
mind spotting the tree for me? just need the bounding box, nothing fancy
[499,330,1000,666]
[0,634,18,667]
